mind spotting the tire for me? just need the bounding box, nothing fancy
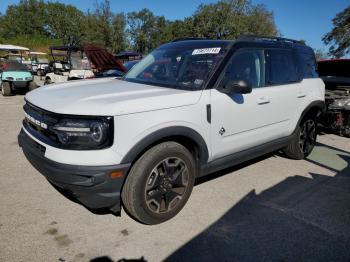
[28,81,37,92]
[283,115,318,159]
[44,78,51,85]
[122,142,196,225]
[1,82,12,96]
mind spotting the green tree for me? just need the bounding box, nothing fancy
[191,0,277,39]
[127,8,159,53]
[323,6,350,58]
[45,2,85,45]
[0,0,278,55]
[111,12,127,53]
[0,0,46,38]
[83,0,121,51]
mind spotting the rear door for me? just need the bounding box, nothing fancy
[210,48,300,160]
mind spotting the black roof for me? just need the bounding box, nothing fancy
[161,36,312,53]
[160,39,232,50]
[49,45,82,51]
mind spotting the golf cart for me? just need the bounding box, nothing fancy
[44,45,94,85]
[0,44,37,96]
[29,51,49,77]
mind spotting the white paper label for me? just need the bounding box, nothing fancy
[192,47,221,55]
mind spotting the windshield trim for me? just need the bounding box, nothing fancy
[124,77,199,91]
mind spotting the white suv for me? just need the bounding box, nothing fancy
[19,37,325,224]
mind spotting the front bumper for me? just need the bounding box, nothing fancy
[12,81,30,89]
[18,129,130,212]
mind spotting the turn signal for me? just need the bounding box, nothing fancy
[109,171,123,179]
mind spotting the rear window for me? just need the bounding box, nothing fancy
[265,49,299,85]
[298,51,318,78]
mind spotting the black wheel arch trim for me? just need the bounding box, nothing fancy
[298,100,326,126]
[120,126,209,165]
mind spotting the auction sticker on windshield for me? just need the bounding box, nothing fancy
[192,47,221,55]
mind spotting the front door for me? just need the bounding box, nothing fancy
[210,48,299,160]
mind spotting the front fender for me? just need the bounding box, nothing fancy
[121,126,209,165]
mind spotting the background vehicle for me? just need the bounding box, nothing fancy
[123,60,139,71]
[318,59,350,137]
[94,69,125,78]
[84,43,127,78]
[0,44,37,96]
[19,37,325,224]
[115,51,142,63]
[29,51,49,77]
[44,45,94,85]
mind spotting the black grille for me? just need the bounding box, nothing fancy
[23,102,61,147]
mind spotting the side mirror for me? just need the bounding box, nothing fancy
[220,80,252,94]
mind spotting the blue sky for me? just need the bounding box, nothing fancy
[1,0,349,51]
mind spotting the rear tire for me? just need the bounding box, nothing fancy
[283,115,317,159]
[44,78,51,85]
[122,142,196,225]
[28,81,37,92]
[37,69,44,77]
[1,82,12,96]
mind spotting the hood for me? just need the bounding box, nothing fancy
[25,78,202,116]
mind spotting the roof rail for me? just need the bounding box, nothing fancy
[171,37,208,42]
[237,35,305,45]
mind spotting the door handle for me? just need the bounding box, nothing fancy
[297,92,306,98]
[257,96,270,105]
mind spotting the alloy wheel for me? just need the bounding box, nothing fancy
[299,119,316,154]
[145,157,189,214]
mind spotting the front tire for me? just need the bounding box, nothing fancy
[1,82,12,96]
[122,142,196,225]
[283,115,317,159]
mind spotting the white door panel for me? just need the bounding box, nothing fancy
[210,83,297,159]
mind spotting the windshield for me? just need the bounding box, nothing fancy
[70,51,91,70]
[124,60,139,71]
[124,42,229,90]
[0,60,29,71]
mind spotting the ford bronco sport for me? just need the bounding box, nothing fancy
[18,36,325,224]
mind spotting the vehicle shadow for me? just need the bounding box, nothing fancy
[90,256,147,262]
[195,152,275,186]
[167,143,350,261]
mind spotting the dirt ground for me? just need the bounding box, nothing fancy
[0,92,349,262]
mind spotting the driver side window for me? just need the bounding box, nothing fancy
[224,49,265,88]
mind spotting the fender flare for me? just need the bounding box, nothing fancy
[297,100,326,127]
[121,126,209,165]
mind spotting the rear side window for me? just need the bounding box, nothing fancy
[265,49,299,85]
[224,49,265,88]
[298,51,318,78]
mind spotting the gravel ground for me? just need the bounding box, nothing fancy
[0,93,349,262]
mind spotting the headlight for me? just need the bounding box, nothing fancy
[26,77,32,80]
[52,118,113,150]
[6,77,14,81]
[329,98,350,109]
